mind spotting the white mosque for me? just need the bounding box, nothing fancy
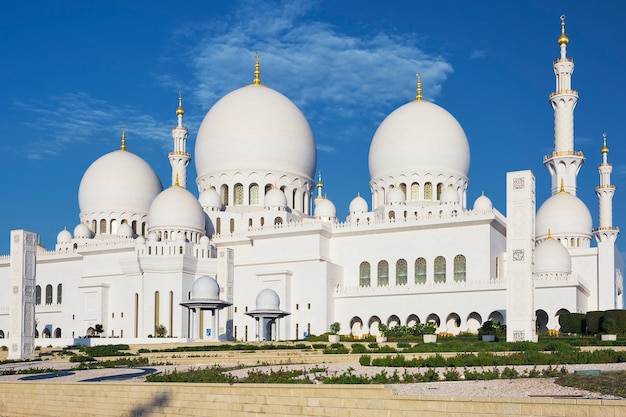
[0,18,623,349]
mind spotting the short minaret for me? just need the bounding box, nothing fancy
[169,93,190,188]
[593,134,620,310]
[314,171,324,205]
[543,15,585,196]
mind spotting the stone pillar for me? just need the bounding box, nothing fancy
[505,171,537,342]
[8,230,37,359]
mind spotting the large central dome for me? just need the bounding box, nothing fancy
[195,85,317,182]
[368,100,470,180]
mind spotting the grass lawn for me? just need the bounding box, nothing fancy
[555,371,626,398]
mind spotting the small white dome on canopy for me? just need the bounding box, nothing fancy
[256,288,281,310]
[349,194,368,214]
[200,236,210,245]
[199,188,223,210]
[57,228,72,244]
[314,198,336,219]
[74,223,92,239]
[147,186,205,234]
[440,185,459,204]
[534,238,571,274]
[536,192,592,238]
[136,236,146,245]
[369,100,470,181]
[117,223,134,238]
[264,187,287,208]
[78,149,162,218]
[386,187,406,205]
[148,232,159,242]
[191,276,220,300]
[473,193,493,211]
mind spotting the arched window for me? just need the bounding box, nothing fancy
[110,219,118,234]
[424,182,432,200]
[45,284,53,304]
[388,211,395,220]
[274,217,283,225]
[131,220,138,235]
[410,183,420,200]
[396,259,407,285]
[453,255,466,282]
[377,260,389,286]
[415,258,427,284]
[229,218,235,233]
[260,217,265,226]
[359,262,371,287]
[100,219,107,234]
[57,284,62,304]
[249,184,259,205]
[220,185,229,206]
[35,285,41,305]
[154,291,160,334]
[234,183,244,205]
[495,257,499,279]
[216,218,221,235]
[399,183,406,195]
[434,256,446,283]
[436,183,443,200]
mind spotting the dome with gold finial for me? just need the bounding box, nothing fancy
[536,190,592,243]
[176,93,185,116]
[558,15,569,46]
[147,185,206,239]
[195,54,317,207]
[78,131,163,231]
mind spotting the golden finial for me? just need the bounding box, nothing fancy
[37,235,42,246]
[416,73,423,101]
[558,178,567,194]
[558,15,569,46]
[547,228,553,240]
[253,51,261,86]
[601,133,609,154]
[174,173,181,188]
[317,171,323,188]
[176,92,185,116]
[121,127,126,151]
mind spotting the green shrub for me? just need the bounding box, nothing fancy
[559,313,586,334]
[443,368,460,381]
[605,310,626,334]
[586,311,604,334]
[351,343,368,354]
[359,355,372,366]
[602,317,618,334]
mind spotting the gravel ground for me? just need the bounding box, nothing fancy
[1,360,625,399]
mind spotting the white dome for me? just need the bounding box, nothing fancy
[386,187,406,205]
[200,236,210,245]
[255,288,280,310]
[147,186,205,234]
[349,194,368,213]
[195,85,317,181]
[191,275,220,300]
[264,187,288,208]
[78,150,163,217]
[117,223,133,238]
[536,193,592,239]
[73,223,92,239]
[314,198,336,219]
[440,185,460,204]
[369,100,470,181]
[148,232,159,242]
[534,239,571,274]
[56,228,72,244]
[136,236,146,245]
[473,193,493,211]
[198,188,222,210]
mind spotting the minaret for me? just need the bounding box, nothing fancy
[314,171,324,205]
[594,134,620,310]
[543,15,585,195]
[169,93,190,188]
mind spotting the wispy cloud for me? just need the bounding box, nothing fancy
[316,144,336,153]
[15,93,170,159]
[470,49,486,60]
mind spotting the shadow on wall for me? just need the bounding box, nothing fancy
[129,391,170,417]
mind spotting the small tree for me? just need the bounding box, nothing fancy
[602,318,618,334]
[330,322,341,335]
[155,324,168,338]
[94,323,104,336]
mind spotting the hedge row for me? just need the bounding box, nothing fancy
[559,310,626,334]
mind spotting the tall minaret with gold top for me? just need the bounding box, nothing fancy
[595,134,618,234]
[169,94,190,188]
[543,16,584,196]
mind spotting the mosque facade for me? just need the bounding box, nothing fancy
[0,18,623,346]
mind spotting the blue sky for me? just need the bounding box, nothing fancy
[1,1,625,255]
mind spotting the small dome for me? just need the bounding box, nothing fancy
[314,198,336,219]
[136,236,146,245]
[264,187,287,208]
[74,223,93,239]
[386,187,406,205]
[56,228,72,244]
[148,186,205,234]
[534,238,571,274]
[195,85,317,183]
[117,223,133,238]
[148,232,159,242]
[349,194,368,214]
[440,185,459,204]
[256,288,280,310]
[199,188,223,210]
[176,232,186,242]
[473,193,493,211]
[536,193,592,239]
[78,150,162,218]
[369,100,470,182]
[200,236,210,245]
[191,275,220,300]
